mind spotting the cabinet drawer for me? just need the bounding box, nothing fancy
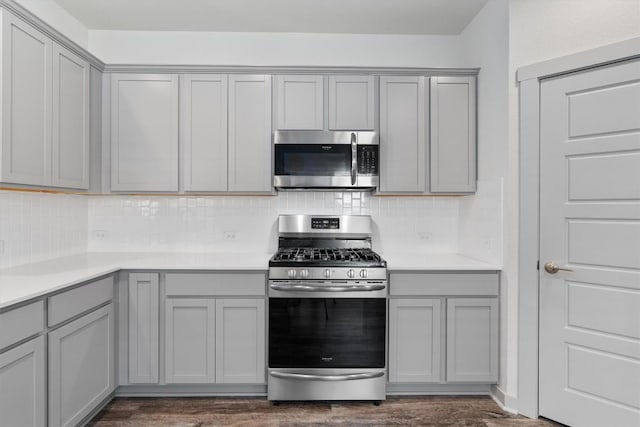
[0,301,44,350]
[165,273,266,296]
[48,276,114,327]
[390,272,498,296]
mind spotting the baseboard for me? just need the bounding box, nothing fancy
[116,384,268,397]
[386,383,492,395]
[79,391,116,426]
[490,385,518,414]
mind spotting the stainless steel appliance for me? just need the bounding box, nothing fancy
[268,214,387,403]
[273,130,379,190]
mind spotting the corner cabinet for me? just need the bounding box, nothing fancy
[430,76,477,193]
[389,272,499,385]
[110,74,179,192]
[0,10,89,189]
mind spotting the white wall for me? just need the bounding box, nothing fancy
[456,0,511,404]
[0,191,88,268]
[89,30,466,67]
[13,0,89,48]
[507,0,640,414]
[87,192,460,255]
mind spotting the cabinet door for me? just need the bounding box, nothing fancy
[430,76,476,193]
[48,304,114,427]
[0,336,45,427]
[276,75,324,130]
[216,299,265,383]
[110,74,179,191]
[446,298,498,383]
[128,273,159,384]
[52,43,89,189]
[389,298,441,383]
[379,76,427,193]
[1,11,52,186]
[228,75,272,192]
[181,74,228,191]
[165,298,216,384]
[329,75,375,130]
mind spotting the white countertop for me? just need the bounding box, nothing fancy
[0,251,500,310]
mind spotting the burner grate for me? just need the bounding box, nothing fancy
[272,247,384,263]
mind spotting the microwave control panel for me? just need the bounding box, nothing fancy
[311,217,340,229]
[358,146,379,175]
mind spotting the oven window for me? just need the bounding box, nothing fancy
[269,298,386,368]
[275,145,351,176]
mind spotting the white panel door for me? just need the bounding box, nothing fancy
[0,336,45,427]
[388,298,441,382]
[1,11,52,186]
[128,273,160,384]
[165,298,216,384]
[430,76,476,193]
[48,304,114,427]
[215,299,265,383]
[181,74,228,192]
[379,76,427,193]
[52,43,89,189]
[329,75,375,130]
[276,75,324,130]
[110,74,179,191]
[539,59,640,427]
[228,75,272,192]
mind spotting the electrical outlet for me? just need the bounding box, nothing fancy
[418,232,432,241]
[92,230,106,240]
[223,231,236,240]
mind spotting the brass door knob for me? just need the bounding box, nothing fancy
[544,262,574,274]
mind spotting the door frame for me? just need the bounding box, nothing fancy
[516,37,640,419]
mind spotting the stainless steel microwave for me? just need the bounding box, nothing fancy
[273,130,379,190]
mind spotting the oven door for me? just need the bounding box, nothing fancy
[268,296,386,369]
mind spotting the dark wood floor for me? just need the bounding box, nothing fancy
[88,396,558,426]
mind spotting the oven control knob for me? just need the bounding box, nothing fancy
[359,269,368,279]
[299,269,309,279]
[323,269,332,278]
[287,269,297,279]
[347,269,356,279]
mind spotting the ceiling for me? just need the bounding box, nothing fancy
[52,0,488,35]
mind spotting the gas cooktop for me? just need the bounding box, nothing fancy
[270,247,386,268]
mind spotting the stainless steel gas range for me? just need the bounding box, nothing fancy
[267,214,387,403]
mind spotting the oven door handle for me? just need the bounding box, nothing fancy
[269,371,384,382]
[269,283,385,292]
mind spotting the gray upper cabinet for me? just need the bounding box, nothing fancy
[1,11,52,187]
[430,76,477,193]
[379,76,427,193]
[328,75,376,130]
[275,75,324,130]
[181,74,228,192]
[0,11,90,190]
[52,43,90,189]
[228,74,272,192]
[110,74,179,191]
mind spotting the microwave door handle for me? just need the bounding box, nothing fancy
[351,132,357,185]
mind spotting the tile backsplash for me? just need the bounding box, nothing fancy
[88,191,460,255]
[0,191,88,268]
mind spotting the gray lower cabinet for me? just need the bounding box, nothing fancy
[389,272,499,385]
[48,304,115,427]
[389,298,441,382]
[0,336,46,427]
[128,273,160,384]
[446,298,498,382]
[164,298,266,385]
